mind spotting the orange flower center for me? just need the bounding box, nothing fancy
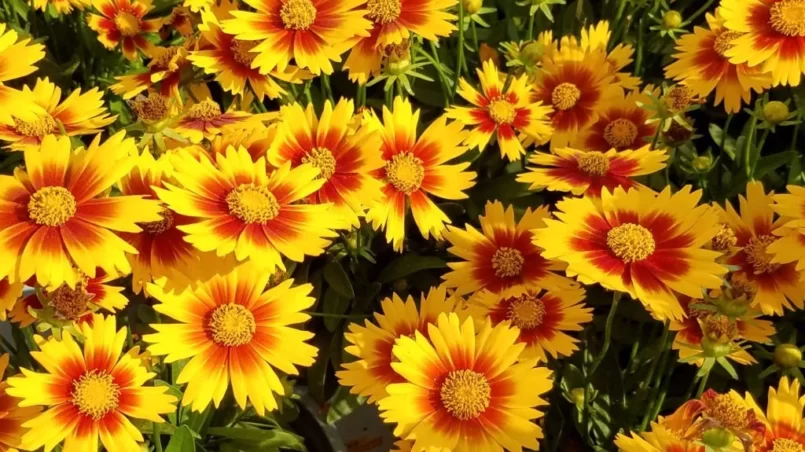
[187,100,222,121]
[729,273,758,301]
[702,314,739,342]
[713,30,743,57]
[576,151,610,176]
[705,393,754,431]
[28,186,77,226]
[551,82,581,111]
[603,118,638,149]
[506,295,546,329]
[491,247,524,278]
[385,152,424,194]
[209,304,256,347]
[114,11,140,37]
[743,234,780,274]
[439,370,491,421]
[130,93,169,122]
[606,223,656,263]
[770,0,805,37]
[302,147,337,180]
[487,99,516,124]
[772,439,805,452]
[71,370,120,420]
[140,205,174,235]
[367,0,402,24]
[13,114,57,138]
[711,223,737,252]
[666,85,694,110]
[226,183,281,224]
[280,0,317,30]
[231,39,258,66]
[49,282,93,320]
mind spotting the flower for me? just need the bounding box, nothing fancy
[0,278,23,318]
[464,285,592,362]
[365,97,476,252]
[6,314,177,451]
[445,59,553,161]
[697,389,767,448]
[564,21,642,90]
[111,42,194,100]
[443,200,575,296]
[378,313,553,451]
[155,146,340,271]
[537,186,728,321]
[337,285,458,403]
[0,354,40,451]
[578,90,658,152]
[39,270,130,322]
[664,12,772,114]
[87,0,162,60]
[741,377,805,451]
[718,181,805,315]
[517,145,668,198]
[769,184,805,271]
[615,422,706,452]
[222,0,372,75]
[0,24,46,124]
[173,98,266,143]
[268,99,385,227]
[32,0,91,14]
[143,264,318,413]
[0,133,163,288]
[209,124,275,161]
[0,78,117,152]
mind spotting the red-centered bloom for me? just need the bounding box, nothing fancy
[0,354,40,452]
[769,184,805,271]
[172,98,267,144]
[744,377,805,452]
[87,0,162,60]
[111,42,194,100]
[578,90,657,152]
[517,145,668,198]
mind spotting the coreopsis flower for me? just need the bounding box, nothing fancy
[616,422,706,452]
[378,313,553,452]
[156,146,340,271]
[87,0,162,60]
[0,78,117,151]
[742,377,805,451]
[464,285,592,362]
[0,24,46,124]
[517,145,668,198]
[144,265,318,414]
[268,99,385,228]
[443,201,575,296]
[210,124,275,161]
[111,42,194,100]
[532,49,621,148]
[445,59,553,161]
[537,186,728,321]
[222,0,372,75]
[664,12,772,114]
[337,286,458,403]
[565,21,641,90]
[0,133,163,288]
[0,354,40,451]
[365,97,476,252]
[37,270,129,323]
[769,184,805,271]
[33,0,91,13]
[173,98,267,144]
[695,389,767,449]
[717,181,805,315]
[0,278,23,318]
[578,90,658,152]
[6,314,177,452]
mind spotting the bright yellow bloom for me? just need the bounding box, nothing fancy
[769,184,805,271]
[172,98,268,144]
[111,42,194,100]
[558,21,641,90]
[741,377,805,451]
[87,0,162,60]
[0,278,23,319]
[32,0,91,13]
[0,24,46,124]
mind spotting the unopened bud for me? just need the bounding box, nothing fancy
[763,101,790,125]
[774,344,803,369]
[462,0,482,14]
[663,10,683,29]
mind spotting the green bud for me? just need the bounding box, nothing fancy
[570,388,585,406]
[692,155,712,173]
[663,10,683,29]
[774,344,803,369]
[701,428,735,449]
[520,41,544,65]
[462,0,482,15]
[763,101,790,125]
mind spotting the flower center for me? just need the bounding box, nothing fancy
[551,82,581,111]
[439,370,491,421]
[576,151,610,176]
[666,85,694,110]
[770,0,805,37]
[49,282,94,320]
[280,0,317,30]
[772,439,805,452]
[385,152,424,194]
[728,273,757,301]
[152,46,181,69]
[711,224,737,252]
[705,393,754,431]
[226,183,281,224]
[491,247,524,278]
[606,223,656,263]
[187,100,222,121]
[13,114,58,138]
[302,147,337,180]
[209,304,256,347]
[702,314,739,342]
[713,30,743,57]
[603,118,639,149]
[743,234,780,274]
[140,205,174,235]
[71,371,120,420]
[367,0,402,24]
[28,186,77,227]
[114,11,140,37]
[130,93,169,122]
[487,99,516,124]
[230,39,257,66]
[506,295,546,329]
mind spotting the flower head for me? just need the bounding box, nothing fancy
[0,24,47,124]
[87,0,162,60]
[769,184,805,271]
[173,98,267,144]
[579,90,658,152]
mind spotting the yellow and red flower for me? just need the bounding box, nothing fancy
[742,377,805,451]
[173,98,267,143]
[446,59,553,161]
[769,184,805,271]
[209,124,275,162]
[0,278,23,319]
[562,21,641,90]
[0,354,40,452]
[577,90,658,152]
[87,0,162,60]
[33,0,91,13]
[0,24,46,124]
[111,42,194,100]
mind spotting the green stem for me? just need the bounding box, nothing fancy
[645,362,675,428]
[470,20,479,52]
[721,114,734,150]
[526,14,535,40]
[356,84,366,107]
[681,0,718,26]
[396,79,405,99]
[695,369,711,398]
[681,374,700,403]
[303,81,313,106]
[582,292,622,441]
[752,129,770,176]
[153,422,163,452]
[307,312,370,320]
[321,74,334,104]
[639,321,671,392]
[454,0,466,92]
[634,18,645,76]
[744,110,758,179]
[422,43,451,107]
[385,87,393,109]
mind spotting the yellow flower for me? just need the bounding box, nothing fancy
[32,0,91,13]
[0,353,40,451]
[769,184,805,272]
[0,24,46,124]
[740,377,805,451]
[87,0,162,60]
[172,98,268,144]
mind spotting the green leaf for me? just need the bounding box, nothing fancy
[165,425,196,452]
[326,386,367,424]
[207,427,305,450]
[323,260,354,299]
[322,288,348,332]
[755,151,797,178]
[717,357,739,380]
[377,253,447,283]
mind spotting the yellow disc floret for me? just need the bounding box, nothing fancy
[226,183,281,224]
[28,186,77,226]
[71,371,120,420]
[491,247,524,278]
[606,223,656,263]
[209,304,256,347]
[385,152,424,194]
[280,0,317,30]
[439,370,491,421]
[551,82,581,111]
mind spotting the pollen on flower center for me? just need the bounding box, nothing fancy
[367,0,402,24]
[71,371,120,420]
[49,282,94,320]
[770,0,805,37]
[439,370,491,421]
[208,304,256,347]
[711,223,737,251]
[130,93,169,122]
[606,223,656,263]
[603,118,639,149]
[487,99,516,124]
[226,183,281,224]
[152,46,181,69]
[114,11,140,37]
[230,39,257,66]
[506,295,546,329]
[13,114,58,138]
[772,438,805,452]
[385,152,424,194]
[713,30,743,57]
[140,205,174,235]
[743,234,780,274]
[491,247,524,278]
[551,82,581,111]
[187,100,222,121]
[28,186,77,227]
[576,151,610,176]
[702,314,739,342]
[666,85,694,110]
[280,0,317,30]
[705,393,754,431]
[302,147,337,180]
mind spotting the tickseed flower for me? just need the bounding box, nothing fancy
[32,0,91,13]
[87,0,162,60]
[111,42,194,101]
[578,90,657,152]
[560,21,642,90]
[35,270,129,325]
[741,378,805,451]
[0,354,40,451]
[769,184,805,272]
[0,24,46,124]
[172,98,267,144]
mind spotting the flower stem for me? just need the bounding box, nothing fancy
[422,43,451,106]
[744,107,759,179]
[681,0,718,26]
[526,14,535,40]
[153,422,163,452]
[639,321,670,392]
[695,369,711,398]
[752,129,770,176]
[454,0,466,93]
[582,292,622,440]
[321,74,334,104]
[471,20,479,52]
[356,84,366,107]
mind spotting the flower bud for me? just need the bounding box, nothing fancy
[462,0,482,15]
[692,155,712,173]
[774,344,803,369]
[763,101,790,125]
[520,41,544,65]
[663,10,683,29]
[570,388,585,406]
[701,428,735,449]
